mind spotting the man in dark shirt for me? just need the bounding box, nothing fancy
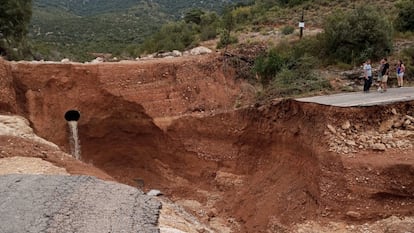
[380,58,390,92]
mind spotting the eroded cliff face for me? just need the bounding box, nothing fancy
[8,55,252,145]
[0,58,17,113]
[4,55,247,189]
[2,57,414,233]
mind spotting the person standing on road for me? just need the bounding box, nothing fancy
[377,59,385,91]
[363,59,373,92]
[380,58,390,92]
[396,60,406,87]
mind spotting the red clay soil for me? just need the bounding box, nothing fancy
[0,135,114,180]
[166,100,414,231]
[1,57,414,232]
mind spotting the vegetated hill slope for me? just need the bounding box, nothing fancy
[29,0,249,60]
[30,0,166,60]
[34,0,141,16]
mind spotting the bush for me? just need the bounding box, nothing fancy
[217,32,238,49]
[394,0,414,32]
[254,43,331,99]
[255,0,310,8]
[0,0,32,60]
[184,9,205,25]
[401,45,414,80]
[140,21,198,53]
[281,25,295,35]
[253,48,285,84]
[199,26,217,41]
[233,6,253,25]
[140,11,220,54]
[320,6,393,65]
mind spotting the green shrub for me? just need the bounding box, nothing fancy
[254,43,331,99]
[0,0,32,60]
[320,6,393,65]
[255,0,310,8]
[233,6,253,25]
[140,21,199,53]
[335,62,353,70]
[139,10,220,54]
[253,48,285,84]
[217,32,238,49]
[401,45,414,80]
[184,9,204,25]
[199,26,217,41]
[394,0,414,32]
[281,25,295,35]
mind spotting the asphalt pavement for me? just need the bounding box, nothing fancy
[0,174,160,233]
[296,87,414,107]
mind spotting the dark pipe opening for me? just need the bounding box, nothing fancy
[64,110,80,121]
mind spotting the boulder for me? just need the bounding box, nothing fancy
[157,52,173,58]
[341,120,351,130]
[345,140,356,146]
[372,143,386,151]
[172,50,182,57]
[327,124,337,134]
[147,189,163,196]
[91,57,104,63]
[405,115,414,122]
[346,211,361,219]
[190,46,213,56]
[381,133,394,144]
[393,120,403,128]
[379,119,395,133]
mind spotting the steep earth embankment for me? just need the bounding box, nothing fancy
[1,56,414,232]
[0,58,17,112]
[4,56,247,188]
[165,100,414,232]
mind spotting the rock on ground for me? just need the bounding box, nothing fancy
[0,115,58,149]
[0,174,160,233]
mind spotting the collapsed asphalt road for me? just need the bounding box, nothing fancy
[297,87,414,106]
[0,174,160,233]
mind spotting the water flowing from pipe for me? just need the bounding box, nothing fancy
[67,121,81,160]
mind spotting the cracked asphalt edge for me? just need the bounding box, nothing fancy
[0,174,161,233]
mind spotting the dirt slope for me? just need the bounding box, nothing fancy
[166,100,414,232]
[1,56,414,232]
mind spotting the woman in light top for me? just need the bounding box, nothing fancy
[363,59,373,92]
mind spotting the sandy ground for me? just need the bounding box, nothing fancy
[0,156,68,175]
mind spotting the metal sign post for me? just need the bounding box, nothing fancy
[299,10,305,39]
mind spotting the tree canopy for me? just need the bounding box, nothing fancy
[394,0,414,32]
[320,6,393,64]
[0,0,32,59]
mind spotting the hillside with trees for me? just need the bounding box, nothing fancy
[3,0,414,99]
[28,0,250,61]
